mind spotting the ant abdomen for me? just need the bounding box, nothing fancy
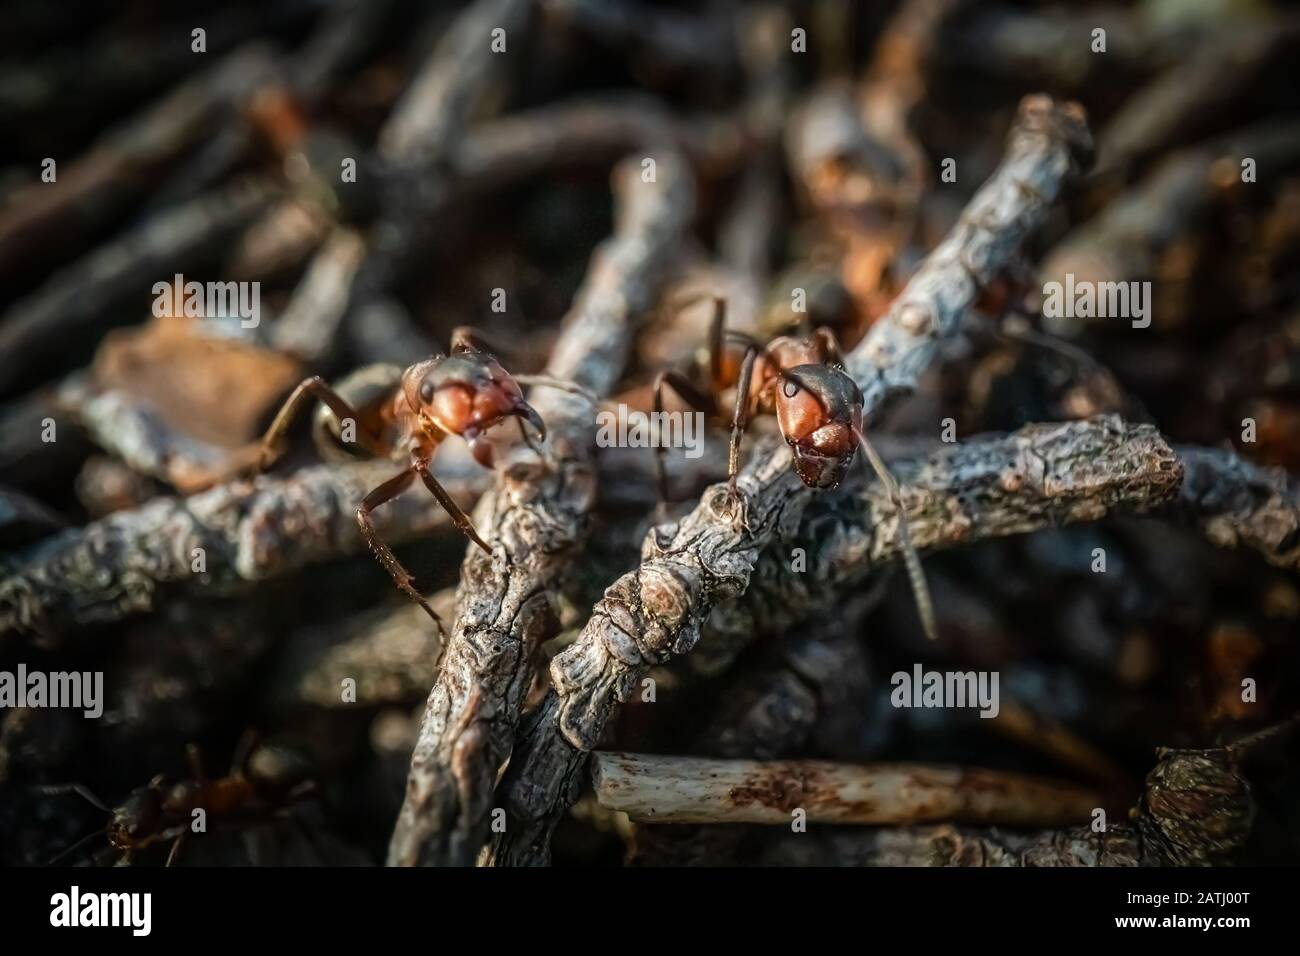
[310,364,404,462]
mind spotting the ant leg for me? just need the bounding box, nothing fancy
[706,295,728,388]
[651,369,718,521]
[166,830,188,867]
[47,829,107,866]
[512,374,598,407]
[356,468,442,627]
[727,346,759,494]
[255,376,383,472]
[450,325,517,359]
[186,743,207,783]
[853,426,938,642]
[286,779,319,803]
[35,783,110,812]
[813,326,846,366]
[230,729,261,776]
[412,458,491,555]
[517,417,546,461]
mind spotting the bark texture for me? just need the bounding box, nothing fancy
[387,151,695,866]
[489,94,1094,865]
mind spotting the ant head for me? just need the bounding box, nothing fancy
[773,364,863,490]
[107,785,164,850]
[403,351,545,468]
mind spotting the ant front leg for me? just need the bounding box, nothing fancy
[165,829,188,867]
[651,369,718,521]
[356,468,442,628]
[726,346,760,495]
[411,457,491,554]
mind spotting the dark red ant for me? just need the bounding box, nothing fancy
[41,733,316,866]
[652,297,936,640]
[224,327,557,630]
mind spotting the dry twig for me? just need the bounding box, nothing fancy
[387,151,695,866]
[489,94,1095,865]
[593,752,1101,827]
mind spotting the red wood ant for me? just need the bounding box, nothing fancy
[228,327,553,630]
[652,297,937,640]
[41,733,316,866]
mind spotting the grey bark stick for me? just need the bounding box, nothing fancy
[487,94,1094,866]
[696,416,1182,672]
[0,178,278,397]
[0,458,482,644]
[386,151,695,866]
[377,0,532,166]
[0,44,277,276]
[1173,445,1300,571]
[1040,119,1300,336]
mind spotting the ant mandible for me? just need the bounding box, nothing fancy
[652,297,937,641]
[231,327,552,629]
[42,732,315,866]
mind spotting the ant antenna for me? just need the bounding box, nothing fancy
[512,375,599,408]
[36,783,110,812]
[47,828,106,866]
[853,424,938,642]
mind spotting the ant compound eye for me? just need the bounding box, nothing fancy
[783,379,799,398]
[419,379,435,404]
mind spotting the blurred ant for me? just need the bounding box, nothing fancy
[41,733,316,866]
[652,297,936,640]
[220,327,567,630]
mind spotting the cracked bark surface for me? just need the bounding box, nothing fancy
[487,93,1094,865]
[0,458,481,645]
[386,151,695,866]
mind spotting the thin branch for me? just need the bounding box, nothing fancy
[386,151,695,866]
[0,458,482,644]
[1173,445,1300,571]
[377,0,532,166]
[490,94,1094,865]
[742,744,1258,866]
[0,177,278,399]
[698,416,1182,672]
[592,752,1102,827]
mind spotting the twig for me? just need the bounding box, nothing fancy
[270,229,369,362]
[745,745,1256,866]
[1173,445,1300,571]
[0,44,277,276]
[538,0,738,79]
[592,752,1101,827]
[490,94,1093,865]
[378,0,532,166]
[1041,119,1300,335]
[342,0,532,363]
[386,151,695,866]
[0,178,278,399]
[449,93,746,188]
[698,416,1182,672]
[1097,21,1300,175]
[0,458,482,645]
